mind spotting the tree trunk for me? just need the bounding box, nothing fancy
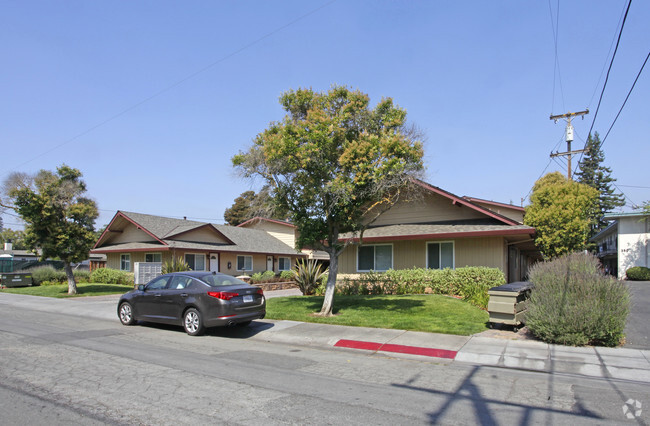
[64,261,77,295]
[319,251,338,316]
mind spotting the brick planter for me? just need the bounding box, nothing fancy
[253,281,299,292]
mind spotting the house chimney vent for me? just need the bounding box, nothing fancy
[4,241,12,251]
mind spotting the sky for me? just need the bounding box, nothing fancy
[2,0,649,231]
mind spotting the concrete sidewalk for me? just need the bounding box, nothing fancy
[1,291,649,384]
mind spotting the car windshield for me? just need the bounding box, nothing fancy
[198,273,248,287]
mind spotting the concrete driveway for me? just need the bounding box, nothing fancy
[625,281,650,349]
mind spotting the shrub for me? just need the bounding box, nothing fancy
[73,270,91,283]
[28,265,66,285]
[250,272,264,283]
[161,257,190,274]
[280,270,294,280]
[526,252,629,347]
[293,259,327,295]
[626,266,650,281]
[335,267,504,309]
[261,270,276,281]
[90,268,133,285]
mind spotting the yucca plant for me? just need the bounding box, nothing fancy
[162,257,191,274]
[293,259,327,295]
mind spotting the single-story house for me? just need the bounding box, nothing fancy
[91,211,305,276]
[338,180,540,282]
[592,211,649,279]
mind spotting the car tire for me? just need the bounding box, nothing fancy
[236,320,252,327]
[183,308,205,336]
[118,302,136,326]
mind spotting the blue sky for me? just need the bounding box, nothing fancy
[2,0,648,230]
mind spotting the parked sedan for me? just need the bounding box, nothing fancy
[117,271,266,336]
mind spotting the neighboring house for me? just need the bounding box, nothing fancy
[91,211,305,276]
[237,217,330,263]
[592,211,650,280]
[337,180,539,282]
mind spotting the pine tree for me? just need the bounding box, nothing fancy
[575,132,625,234]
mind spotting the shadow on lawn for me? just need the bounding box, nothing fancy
[283,295,426,314]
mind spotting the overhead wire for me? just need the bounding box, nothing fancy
[0,0,338,178]
[548,0,565,114]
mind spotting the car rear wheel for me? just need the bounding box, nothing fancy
[118,302,136,326]
[183,308,205,336]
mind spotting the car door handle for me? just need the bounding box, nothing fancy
[180,293,188,297]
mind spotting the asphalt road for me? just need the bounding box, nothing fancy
[625,281,650,350]
[0,303,648,424]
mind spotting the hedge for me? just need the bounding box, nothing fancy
[626,266,650,281]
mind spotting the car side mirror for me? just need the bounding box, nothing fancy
[138,285,145,291]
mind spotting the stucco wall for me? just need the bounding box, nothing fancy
[618,217,650,279]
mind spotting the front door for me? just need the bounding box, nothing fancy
[267,256,273,272]
[210,253,219,272]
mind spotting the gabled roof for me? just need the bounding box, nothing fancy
[341,223,535,243]
[462,196,525,212]
[92,211,302,256]
[238,217,296,229]
[411,179,521,226]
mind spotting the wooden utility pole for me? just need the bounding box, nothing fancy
[549,109,589,180]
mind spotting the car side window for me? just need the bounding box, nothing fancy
[146,276,169,290]
[168,276,192,290]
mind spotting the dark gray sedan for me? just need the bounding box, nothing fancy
[117,271,266,336]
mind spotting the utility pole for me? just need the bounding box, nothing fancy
[549,109,589,180]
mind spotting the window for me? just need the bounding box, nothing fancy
[145,276,169,290]
[120,254,130,271]
[278,257,291,271]
[237,255,253,271]
[357,245,392,271]
[427,242,454,269]
[168,276,193,290]
[145,253,162,263]
[184,254,206,271]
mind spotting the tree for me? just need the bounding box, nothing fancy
[4,165,98,294]
[223,188,284,226]
[233,86,424,315]
[575,132,625,234]
[524,172,599,259]
[0,228,27,250]
[224,191,256,225]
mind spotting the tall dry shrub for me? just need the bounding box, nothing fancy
[526,252,629,346]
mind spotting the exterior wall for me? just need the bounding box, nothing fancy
[106,251,174,272]
[104,227,157,245]
[617,216,650,279]
[470,201,525,224]
[371,192,485,227]
[240,221,296,247]
[338,236,507,274]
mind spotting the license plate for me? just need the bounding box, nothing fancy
[243,295,253,303]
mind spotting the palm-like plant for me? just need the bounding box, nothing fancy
[293,259,327,295]
[162,257,191,274]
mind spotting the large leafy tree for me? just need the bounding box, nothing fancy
[524,172,598,259]
[0,228,27,250]
[575,132,625,234]
[233,86,424,315]
[223,187,284,226]
[4,165,98,294]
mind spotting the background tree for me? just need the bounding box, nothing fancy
[223,187,285,226]
[4,165,98,294]
[575,132,625,235]
[524,172,598,259]
[0,228,27,250]
[233,86,424,315]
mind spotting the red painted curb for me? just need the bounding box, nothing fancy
[334,339,457,359]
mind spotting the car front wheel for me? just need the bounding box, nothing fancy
[118,302,136,326]
[183,308,205,336]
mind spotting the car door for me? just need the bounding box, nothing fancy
[136,275,171,320]
[159,275,193,321]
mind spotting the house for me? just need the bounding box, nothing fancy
[592,211,649,279]
[237,217,330,263]
[91,211,305,276]
[337,180,539,282]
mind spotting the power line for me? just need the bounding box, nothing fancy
[0,0,338,178]
[548,0,565,114]
[617,184,650,189]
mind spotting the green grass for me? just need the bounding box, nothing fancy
[266,294,489,335]
[0,283,133,298]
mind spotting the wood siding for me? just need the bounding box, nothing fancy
[167,228,229,244]
[105,227,157,245]
[338,236,507,274]
[371,192,485,227]
[240,221,296,247]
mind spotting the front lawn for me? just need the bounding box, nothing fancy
[0,283,133,298]
[266,294,489,335]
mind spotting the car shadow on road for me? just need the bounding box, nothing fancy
[136,320,275,338]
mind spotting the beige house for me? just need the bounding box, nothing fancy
[237,217,330,262]
[338,180,539,282]
[92,211,304,276]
